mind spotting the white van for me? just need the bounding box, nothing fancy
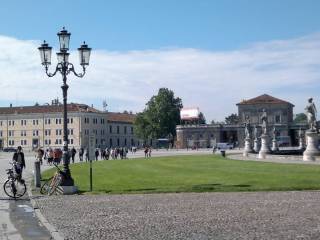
[216,142,234,150]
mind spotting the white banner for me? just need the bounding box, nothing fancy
[180,108,200,120]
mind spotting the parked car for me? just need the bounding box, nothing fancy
[3,147,16,152]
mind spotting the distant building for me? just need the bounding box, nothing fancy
[0,102,141,150]
[176,94,307,148]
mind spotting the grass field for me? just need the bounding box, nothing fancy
[41,154,320,194]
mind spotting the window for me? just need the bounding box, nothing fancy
[8,130,14,137]
[45,119,51,125]
[131,139,134,146]
[9,140,14,146]
[21,140,27,145]
[109,138,113,147]
[109,126,112,133]
[0,131,2,137]
[101,118,105,124]
[117,126,120,134]
[124,138,127,146]
[275,115,281,123]
[20,130,27,136]
[33,119,39,125]
[124,126,127,134]
[68,139,74,144]
[21,120,27,126]
[56,129,62,135]
[45,129,51,136]
[84,117,89,124]
[0,121,2,126]
[56,118,62,124]
[33,130,39,136]
[101,129,105,135]
[9,120,14,126]
[56,139,62,145]
[84,129,89,135]
[117,138,120,146]
[68,129,74,135]
[131,127,134,134]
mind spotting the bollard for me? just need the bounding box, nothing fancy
[221,150,226,157]
[34,161,41,187]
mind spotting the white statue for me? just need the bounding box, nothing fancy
[254,125,258,139]
[272,126,277,139]
[261,109,268,135]
[244,116,251,139]
[305,98,317,131]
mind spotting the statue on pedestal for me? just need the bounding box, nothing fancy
[254,125,258,139]
[244,116,251,139]
[261,109,268,135]
[303,98,319,161]
[305,98,317,131]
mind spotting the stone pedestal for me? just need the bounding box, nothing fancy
[271,138,279,152]
[303,131,319,161]
[258,134,270,159]
[243,138,252,157]
[299,137,305,150]
[253,138,260,152]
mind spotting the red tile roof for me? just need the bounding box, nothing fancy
[107,112,136,123]
[237,94,294,106]
[0,103,101,115]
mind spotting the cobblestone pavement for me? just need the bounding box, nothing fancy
[35,191,320,240]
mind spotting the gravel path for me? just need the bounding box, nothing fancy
[35,191,320,240]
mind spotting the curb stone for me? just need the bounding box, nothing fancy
[27,180,65,240]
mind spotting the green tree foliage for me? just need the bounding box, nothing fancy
[198,112,206,124]
[294,113,307,123]
[225,113,239,124]
[134,88,183,141]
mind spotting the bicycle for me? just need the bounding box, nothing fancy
[3,162,27,199]
[40,163,65,195]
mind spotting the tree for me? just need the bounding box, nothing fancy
[225,113,239,124]
[198,112,206,124]
[294,113,307,123]
[134,88,183,141]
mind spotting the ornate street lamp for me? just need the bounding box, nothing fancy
[38,27,91,186]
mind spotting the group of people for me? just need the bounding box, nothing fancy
[77,147,130,161]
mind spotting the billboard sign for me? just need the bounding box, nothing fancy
[180,108,200,120]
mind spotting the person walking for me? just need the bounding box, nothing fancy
[36,147,44,165]
[85,148,89,162]
[79,147,84,162]
[48,148,53,165]
[12,146,26,181]
[71,147,77,164]
[95,148,99,161]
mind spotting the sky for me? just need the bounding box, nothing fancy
[0,0,320,121]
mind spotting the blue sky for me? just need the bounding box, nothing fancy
[0,0,319,121]
[1,0,320,51]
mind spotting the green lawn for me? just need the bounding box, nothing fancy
[41,155,320,194]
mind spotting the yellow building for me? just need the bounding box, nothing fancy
[0,102,139,150]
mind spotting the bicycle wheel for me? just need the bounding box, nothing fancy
[3,179,16,198]
[14,179,27,198]
[40,177,53,195]
[48,174,62,196]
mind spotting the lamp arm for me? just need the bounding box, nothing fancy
[45,63,61,77]
[68,63,86,78]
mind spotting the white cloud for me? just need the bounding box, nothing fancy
[0,33,320,121]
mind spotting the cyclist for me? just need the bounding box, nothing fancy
[12,146,26,181]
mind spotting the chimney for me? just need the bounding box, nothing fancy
[10,103,12,108]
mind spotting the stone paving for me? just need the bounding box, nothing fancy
[34,191,320,240]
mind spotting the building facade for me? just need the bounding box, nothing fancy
[0,103,140,150]
[176,94,307,148]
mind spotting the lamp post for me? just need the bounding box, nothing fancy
[38,28,91,186]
